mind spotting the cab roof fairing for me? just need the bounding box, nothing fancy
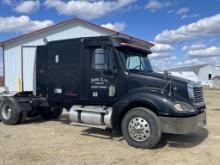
[110,37,152,55]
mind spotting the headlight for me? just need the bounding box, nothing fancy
[174,102,195,112]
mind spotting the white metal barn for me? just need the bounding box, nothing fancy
[0,18,153,92]
[169,64,220,87]
[212,76,220,89]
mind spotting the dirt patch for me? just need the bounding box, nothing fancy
[0,90,220,165]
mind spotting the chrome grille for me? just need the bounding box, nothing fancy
[193,86,204,104]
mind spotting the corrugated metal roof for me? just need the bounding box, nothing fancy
[0,18,154,48]
[169,64,211,74]
[213,76,220,80]
[170,71,199,82]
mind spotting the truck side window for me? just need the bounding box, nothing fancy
[107,48,117,71]
[126,56,144,70]
[92,47,117,71]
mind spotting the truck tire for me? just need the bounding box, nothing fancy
[0,99,21,125]
[121,107,161,149]
[39,107,63,120]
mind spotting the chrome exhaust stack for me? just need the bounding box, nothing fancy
[69,105,112,129]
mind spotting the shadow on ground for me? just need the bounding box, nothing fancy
[211,108,220,111]
[19,113,70,125]
[58,114,209,149]
[21,116,48,124]
[156,128,209,149]
[79,127,209,149]
[16,113,209,149]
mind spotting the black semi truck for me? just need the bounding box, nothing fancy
[0,36,206,148]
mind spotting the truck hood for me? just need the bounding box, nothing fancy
[128,71,190,101]
[129,71,190,84]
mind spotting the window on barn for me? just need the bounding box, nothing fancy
[208,74,212,80]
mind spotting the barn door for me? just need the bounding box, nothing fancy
[22,46,37,91]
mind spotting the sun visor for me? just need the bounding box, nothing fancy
[119,42,152,55]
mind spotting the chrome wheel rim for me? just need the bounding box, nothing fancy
[128,117,150,142]
[2,104,12,120]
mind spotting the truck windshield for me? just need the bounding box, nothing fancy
[118,48,153,73]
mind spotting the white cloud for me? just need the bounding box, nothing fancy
[188,46,220,57]
[182,43,206,51]
[145,0,162,9]
[15,0,40,14]
[181,14,199,20]
[175,56,220,67]
[0,15,54,34]
[2,0,12,5]
[176,8,189,14]
[151,43,174,52]
[44,0,136,19]
[151,42,220,69]
[177,58,205,66]
[150,56,177,70]
[183,43,220,57]
[101,22,127,32]
[155,13,220,43]
[181,14,187,20]
[150,52,172,58]
[145,0,171,12]
[150,43,175,58]
[167,10,174,14]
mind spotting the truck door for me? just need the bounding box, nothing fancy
[90,47,118,103]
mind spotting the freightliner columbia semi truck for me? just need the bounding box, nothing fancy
[0,36,206,148]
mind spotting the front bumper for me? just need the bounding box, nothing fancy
[159,112,206,134]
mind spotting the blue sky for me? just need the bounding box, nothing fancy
[0,0,220,73]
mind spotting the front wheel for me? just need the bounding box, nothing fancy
[39,107,63,120]
[121,107,161,149]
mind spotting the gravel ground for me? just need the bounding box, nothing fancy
[0,90,219,165]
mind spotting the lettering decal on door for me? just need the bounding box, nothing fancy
[91,77,109,89]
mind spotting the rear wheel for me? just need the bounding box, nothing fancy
[0,99,21,125]
[121,107,161,149]
[39,107,63,120]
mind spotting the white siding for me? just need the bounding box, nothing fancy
[212,79,220,89]
[23,47,36,91]
[4,47,21,92]
[202,80,220,89]
[4,23,113,91]
[198,65,220,82]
